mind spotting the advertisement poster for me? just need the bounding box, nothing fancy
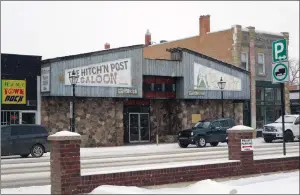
[2,80,26,104]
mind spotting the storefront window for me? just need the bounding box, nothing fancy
[256,106,264,129]
[264,88,275,102]
[256,88,264,101]
[275,88,281,103]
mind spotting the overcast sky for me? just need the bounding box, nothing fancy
[1,1,299,60]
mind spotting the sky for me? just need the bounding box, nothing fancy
[1,1,299,60]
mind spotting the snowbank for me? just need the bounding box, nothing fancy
[2,171,299,194]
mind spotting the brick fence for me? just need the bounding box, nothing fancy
[48,126,300,195]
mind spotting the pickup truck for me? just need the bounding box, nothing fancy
[262,114,300,143]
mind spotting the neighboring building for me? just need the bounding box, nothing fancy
[41,44,250,147]
[1,53,42,125]
[143,15,291,130]
[289,85,300,114]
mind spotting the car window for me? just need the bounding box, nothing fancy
[295,117,300,124]
[11,126,33,136]
[220,120,229,128]
[194,121,211,128]
[211,121,220,128]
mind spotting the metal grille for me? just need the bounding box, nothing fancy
[264,126,276,132]
[181,131,191,137]
[1,111,20,126]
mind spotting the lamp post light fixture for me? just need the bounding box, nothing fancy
[217,77,226,118]
[69,70,79,132]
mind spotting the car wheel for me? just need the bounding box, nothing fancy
[210,142,219,147]
[196,137,206,148]
[31,144,44,158]
[20,154,30,158]
[284,131,294,142]
[264,138,273,143]
[178,141,189,148]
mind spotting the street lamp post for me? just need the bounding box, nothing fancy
[69,70,79,132]
[217,77,226,118]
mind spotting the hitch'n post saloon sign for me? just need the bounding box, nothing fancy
[1,80,26,104]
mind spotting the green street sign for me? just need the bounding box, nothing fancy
[272,61,289,83]
[272,39,287,63]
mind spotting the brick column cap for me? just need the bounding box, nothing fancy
[227,125,254,133]
[48,130,81,141]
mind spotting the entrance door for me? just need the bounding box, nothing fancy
[20,112,36,124]
[129,113,150,143]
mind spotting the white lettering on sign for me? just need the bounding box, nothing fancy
[241,139,253,151]
[41,67,50,92]
[64,58,132,87]
[275,42,284,60]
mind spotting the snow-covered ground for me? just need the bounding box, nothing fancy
[1,171,299,194]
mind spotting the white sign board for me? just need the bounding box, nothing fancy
[193,62,242,91]
[241,139,253,151]
[272,61,289,84]
[41,67,50,92]
[64,58,132,87]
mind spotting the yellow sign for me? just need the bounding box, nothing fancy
[2,80,26,104]
[192,114,201,123]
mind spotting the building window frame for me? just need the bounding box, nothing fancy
[241,52,249,71]
[257,53,265,75]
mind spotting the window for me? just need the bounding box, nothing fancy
[211,121,220,128]
[275,88,281,102]
[265,88,275,102]
[256,88,264,101]
[257,53,265,75]
[161,84,166,92]
[143,84,153,92]
[241,52,248,70]
[154,84,162,91]
[220,120,229,128]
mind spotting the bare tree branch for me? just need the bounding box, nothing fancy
[289,59,300,85]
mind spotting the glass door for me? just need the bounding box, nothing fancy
[140,113,150,142]
[129,113,139,142]
[129,113,150,143]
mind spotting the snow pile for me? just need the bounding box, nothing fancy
[228,125,254,131]
[49,130,80,137]
[90,179,236,194]
[2,171,299,194]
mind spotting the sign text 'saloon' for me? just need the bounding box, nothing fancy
[67,60,129,85]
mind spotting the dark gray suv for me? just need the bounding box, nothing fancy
[1,124,50,158]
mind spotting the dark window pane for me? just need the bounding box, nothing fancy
[154,84,162,91]
[220,120,229,127]
[143,84,152,92]
[265,88,274,102]
[256,88,264,101]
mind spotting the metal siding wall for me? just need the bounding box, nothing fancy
[182,52,250,100]
[48,48,143,98]
[142,59,183,77]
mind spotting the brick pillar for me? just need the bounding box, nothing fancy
[227,125,255,175]
[48,131,81,195]
[247,26,256,129]
[281,32,291,114]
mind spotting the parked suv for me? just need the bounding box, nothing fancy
[177,118,236,148]
[1,124,50,158]
[263,114,300,143]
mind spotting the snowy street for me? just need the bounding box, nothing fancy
[1,138,299,188]
[1,171,299,194]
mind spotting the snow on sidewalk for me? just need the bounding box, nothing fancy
[2,171,299,194]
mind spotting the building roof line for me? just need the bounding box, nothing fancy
[42,44,145,64]
[167,47,250,74]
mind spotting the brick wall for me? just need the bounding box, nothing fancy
[48,128,300,195]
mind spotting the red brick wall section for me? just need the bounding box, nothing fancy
[48,128,300,195]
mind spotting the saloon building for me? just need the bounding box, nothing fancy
[41,44,250,147]
[1,53,42,125]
